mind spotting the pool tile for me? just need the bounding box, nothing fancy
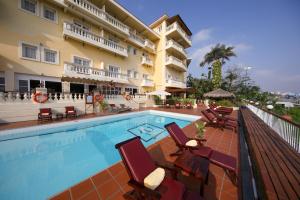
[91,170,112,187]
[70,179,94,200]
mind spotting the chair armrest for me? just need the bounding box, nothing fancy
[128,180,161,199]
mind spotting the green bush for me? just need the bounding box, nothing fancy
[216,99,234,107]
[154,95,163,105]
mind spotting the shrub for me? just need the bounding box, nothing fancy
[216,99,234,107]
[154,95,163,105]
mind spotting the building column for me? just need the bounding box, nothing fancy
[5,70,14,91]
[62,81,70,93]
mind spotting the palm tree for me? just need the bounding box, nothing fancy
[200,44,236,88]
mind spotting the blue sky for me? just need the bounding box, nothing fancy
[117,0,300,93]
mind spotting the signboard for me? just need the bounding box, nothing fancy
[85,94,94,104]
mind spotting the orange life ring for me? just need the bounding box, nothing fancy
[94,94,104,102]
[125,95,132,101]
[33,92,48,103]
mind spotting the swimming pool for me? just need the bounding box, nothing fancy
[0,110,200,200]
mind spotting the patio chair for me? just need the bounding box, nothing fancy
[119,104,132,112]
[109,104,120,112]
[201,109,237,132]
[164,122,237,183]
[209,104,233,115]
[38,108,52,121]
[115,137,203,200]
[208,108,237,123]
[186,103,192,109]
[175,102,181,109]
[65,106,77,118]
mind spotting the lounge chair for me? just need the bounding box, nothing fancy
[208,108,237,123]
[201,109,237,132]
[209,104,233,115]
[186,103,192,109]
[175,102,181,109]
[115,137,204,200]
[119,104,132,112]
[38,108,52,121]
[164,122,237,183]
[109,104,120,112]
[65,106,77,118]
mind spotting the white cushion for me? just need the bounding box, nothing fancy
[41,113,49,116]
[67,110,75,113]
[144,167,165,190]
[185,140,198,147]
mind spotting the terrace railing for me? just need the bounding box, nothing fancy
[63,22,128,57]
[65,0,129,35]
[166,22,192,45]
[247,104,300,152]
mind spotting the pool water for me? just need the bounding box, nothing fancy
[0,111,196,200]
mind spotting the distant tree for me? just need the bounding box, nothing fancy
[186,74,213,99]
[200,44,236,89]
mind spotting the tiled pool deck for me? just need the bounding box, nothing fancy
[0,107,238,200]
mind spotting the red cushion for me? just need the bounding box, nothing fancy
[191,146,213,158]
[119,138,156,184]
[158,177,185,200]
[165,123,189,146]
[183,190,204,200]
[210,151,236,172]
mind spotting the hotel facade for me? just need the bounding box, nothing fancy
[0,0,192,96]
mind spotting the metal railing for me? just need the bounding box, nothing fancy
[63,22,128,57]
[65,0,129,35]
[247,104,300,152]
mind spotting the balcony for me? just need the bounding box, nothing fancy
[64,0,129,37]
[166,22,192,48]
[166,39,187,58]
[165,56,187,72]
[128,32,145,48]
[141,79,154,87]
[165,79,186,88]
[141,56,154,67]
[144,39,156,53]
[63,22,128,57]
[63,62,129,84]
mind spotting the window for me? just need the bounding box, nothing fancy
[133,71,138,79]
[74,20,90,31]
[43,48,58,64]
[43,5,57,22]
[125,87,138,95]
[74,56,91,67]
[127,70,133,78]
[101,86,121,95]
[133,48,137,55]
[20,0,37,14]
[19,80,29,93]
[0,77,4,92]
[108,65,120,73]
[21,42,39,60]
[142,74,149,80]
[127,45,132,54]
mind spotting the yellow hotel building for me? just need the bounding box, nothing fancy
[0,0,192,96]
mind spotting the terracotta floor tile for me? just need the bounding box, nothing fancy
[97,179,121,199]
[92,170,112,187]
[70,179,94,200]
[108,191,125,200]
[80,190,101,200]
[108,163,125,176]
[49,190,71,200]
[114,170,130,187]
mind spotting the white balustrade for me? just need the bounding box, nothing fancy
[166,56,187,71]
[65,0,129,35]
[247,104,300,152]
[144,39,156,51]
[166,39,187,57]
[141,56,153,67]
[166,22,192,45]
[63,22,128,57]
[165,79,186,88]
[129,32,145,47]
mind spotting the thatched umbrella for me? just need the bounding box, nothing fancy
[203,88,235,98]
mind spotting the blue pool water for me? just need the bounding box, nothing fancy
[0,111,196,200]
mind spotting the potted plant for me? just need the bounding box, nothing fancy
[99,100,108,113]
[194,121,206,140]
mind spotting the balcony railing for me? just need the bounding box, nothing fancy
[165,56,187,71]
[165,79,186,88]
[166,39,187,57]
[63,62,128,83]
[65,0,129,36]
[63,22,128,57]
[144,39,156,52]
[141,79,154,87]
[129,32,145,47]
[141,56,153,67]
[166,22,192,46]
[247,104,300,152]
